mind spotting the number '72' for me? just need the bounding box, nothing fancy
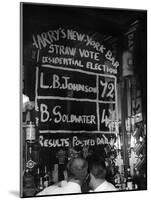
[100,80,114,98]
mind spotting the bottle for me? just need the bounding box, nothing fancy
[115,151,123,174]
[121,174,126,190]
[31,142,40,169]
[25,120,38,172]
[52,164,58,184]
[126,167,133,190]
[48,167,52,186]
[43,166,49,188]
[23,168,36,197]
[26,121,36,143]
[114,172,121,189]
[34,167,44,192]
[133,168,139,190]
[26,144,36,171]
[23,168,34,187]
[39,177,44,191]
[34,167,41,191]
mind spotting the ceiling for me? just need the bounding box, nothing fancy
[22,3,147,44]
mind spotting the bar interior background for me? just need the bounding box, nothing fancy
[21,3,147,197]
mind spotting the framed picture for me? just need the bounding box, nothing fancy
[20,2,147,198]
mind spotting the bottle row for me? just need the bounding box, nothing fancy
[23,164,60,196]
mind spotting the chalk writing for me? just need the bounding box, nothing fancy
[32,29,60,49]
[32,28,86,50]
[34,26,119,133]
[105,50,119,68]
[66,29,85,41]
[101,108,116,130]
[99,76,116,101]
[42,56,84,68]
[39,134,115,148]
[48,44,76,56]
[40,104,96,125]
[40,72,97,94]
[72,136,95,147]
[78,48,100,61]
[85,35,106,54]
[84,36,119,68]
[42,57,118,75]
[39,136,70,147]
[36,64,117,132]
[100,80,115,98]
[32,28,119,70]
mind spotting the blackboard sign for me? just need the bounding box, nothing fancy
[34,28,118,136]
[35,65,118,133]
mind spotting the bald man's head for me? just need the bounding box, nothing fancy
[67,158,88,182]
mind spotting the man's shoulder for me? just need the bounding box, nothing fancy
[63,181,81,192]
[95,180,117,192]
[37,185,59,196]
[37,181,81,196]
[103,180,117,190]
[50,181,81,194]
